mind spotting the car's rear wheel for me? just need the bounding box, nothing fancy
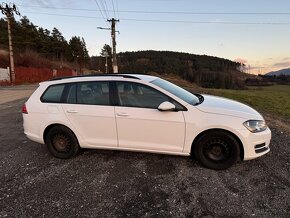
[194,130,240,170]
[45,126,80,159]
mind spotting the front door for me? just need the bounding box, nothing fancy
[115,81,185,152]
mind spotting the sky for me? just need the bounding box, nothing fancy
[1,0,290,74]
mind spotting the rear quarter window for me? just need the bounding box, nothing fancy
[41,84,65,103]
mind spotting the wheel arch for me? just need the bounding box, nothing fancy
[191,128,244,161]
[43,123,79,145]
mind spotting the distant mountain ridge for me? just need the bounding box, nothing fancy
[266,68,290,76]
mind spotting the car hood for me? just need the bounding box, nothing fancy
[196,94,263,120]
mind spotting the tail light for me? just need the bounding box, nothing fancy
[22,104,28,114]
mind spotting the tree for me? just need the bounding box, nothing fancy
[51,27,66,61]
[100,44,112,73]
[100,44,112,57]
[69,36,89,74]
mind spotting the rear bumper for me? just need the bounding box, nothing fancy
[24,132,44,144]
[23,114,45,144]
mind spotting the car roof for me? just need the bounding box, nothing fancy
[42,74,158,85]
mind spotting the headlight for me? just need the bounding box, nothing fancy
[243,120,267,133]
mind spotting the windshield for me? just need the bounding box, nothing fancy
[151,78,200,106]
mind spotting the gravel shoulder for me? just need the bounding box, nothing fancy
[0,93,290,217]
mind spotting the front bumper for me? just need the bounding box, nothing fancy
[242,127,271,160]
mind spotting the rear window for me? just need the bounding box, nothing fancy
[41,84,65,103]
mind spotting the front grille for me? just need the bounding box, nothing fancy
[255,143,269,154]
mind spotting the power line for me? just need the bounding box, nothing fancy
[19,11,103,19]
[99,0,109,19]
[103,0,110,18]
[121,18,290,25]
[17,11,290,25]
[92,0,109,27]
[16,5,290,15]
[111,0,117,18]
[115,0,119,19]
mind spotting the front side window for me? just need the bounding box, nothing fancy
[151,78,200,106]
[41,84,65,103]
[116,82,172,109]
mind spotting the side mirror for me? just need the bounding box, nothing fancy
[158,101,176,112]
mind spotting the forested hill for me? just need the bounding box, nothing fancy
[116,51,246,89]
[0,17,89,68]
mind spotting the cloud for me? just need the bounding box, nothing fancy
[25,0,75,7]
[25,0,53,6]
[234,58,247,64]
[272,61,290,68]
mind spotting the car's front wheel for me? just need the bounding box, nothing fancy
[194,130,240,170]
[45,126,80,159]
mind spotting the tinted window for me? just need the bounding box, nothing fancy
[77,81,110,105]
[41,84,65,103]
[116,82,170,109]
[66,84,77,104]
[151,78,200,106]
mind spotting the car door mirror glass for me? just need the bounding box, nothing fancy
[158,101,176,111]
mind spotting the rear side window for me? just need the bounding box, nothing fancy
[41,84,65,103]
[77,81,110,105]
[41,81,111,105]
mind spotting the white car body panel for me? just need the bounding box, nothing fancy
[22,75,271,162]
[196,94,262,119]
[115,106,185,152]
[62,104,118,148]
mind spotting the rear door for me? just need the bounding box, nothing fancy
[62,81,117,148]
[114,81,186,152]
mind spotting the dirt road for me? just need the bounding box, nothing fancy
[0,88,289,217]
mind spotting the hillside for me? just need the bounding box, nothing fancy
[266,68,290,76]
[113,50,247,89]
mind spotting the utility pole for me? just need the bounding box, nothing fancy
[0,3,20,84]
[98,18,119,74]
[107,18,119,73]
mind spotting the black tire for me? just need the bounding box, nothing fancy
[194,130,240,170]
[45,126,80,159]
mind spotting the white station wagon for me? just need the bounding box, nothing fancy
[22,74,271,169]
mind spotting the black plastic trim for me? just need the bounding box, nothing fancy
[255,146,269,154]
[255,143,266,149]
[49,74,141,81]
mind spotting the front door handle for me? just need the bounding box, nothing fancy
[67,110,78,113]
[116,112,129,117]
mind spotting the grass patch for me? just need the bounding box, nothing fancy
[158,73,290,119]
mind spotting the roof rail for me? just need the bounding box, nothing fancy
[49,74,141,81]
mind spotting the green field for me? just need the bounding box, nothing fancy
[163,74,290,120]
[203,85,290,119]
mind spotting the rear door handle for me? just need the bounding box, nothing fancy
[116,112,129,117]
[67,110,78,113]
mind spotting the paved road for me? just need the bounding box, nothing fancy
[0,94,290,217]
[0,85,36,104]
